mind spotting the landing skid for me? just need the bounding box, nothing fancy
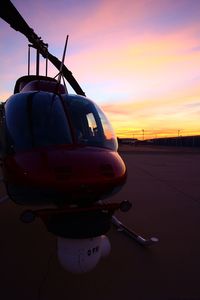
[112,216,159,246]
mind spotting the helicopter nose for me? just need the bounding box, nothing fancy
[45,146,127,202]
[99,163,115,177]
[4,145,127,205]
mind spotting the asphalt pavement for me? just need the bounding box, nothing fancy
[0,145,200,300]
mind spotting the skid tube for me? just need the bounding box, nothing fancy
[112,216,159,246]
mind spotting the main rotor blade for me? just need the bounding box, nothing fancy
[0,0,85,96]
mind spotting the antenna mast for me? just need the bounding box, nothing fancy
[58,35,69,85]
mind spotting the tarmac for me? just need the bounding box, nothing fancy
[0,145,200,300]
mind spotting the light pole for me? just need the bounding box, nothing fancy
[177,129,182,146]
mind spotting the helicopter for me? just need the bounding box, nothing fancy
[0,0,158,273]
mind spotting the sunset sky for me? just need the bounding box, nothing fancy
[0,0,200,139]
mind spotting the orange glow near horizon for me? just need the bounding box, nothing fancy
[114,128,200,140]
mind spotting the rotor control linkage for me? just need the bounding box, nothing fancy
[112,216,159,247]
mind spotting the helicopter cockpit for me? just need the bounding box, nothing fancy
[1,76,126,208]
[4,81,117,154]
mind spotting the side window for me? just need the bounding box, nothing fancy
[86,113,98,137]
[95,105,118,151]
[65,95,118,151]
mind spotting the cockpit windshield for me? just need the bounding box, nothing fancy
[5,92,118,153]
[5,92,72,152]
[65,95,118,151]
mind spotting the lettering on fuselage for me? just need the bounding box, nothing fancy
[87,246,99,256]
